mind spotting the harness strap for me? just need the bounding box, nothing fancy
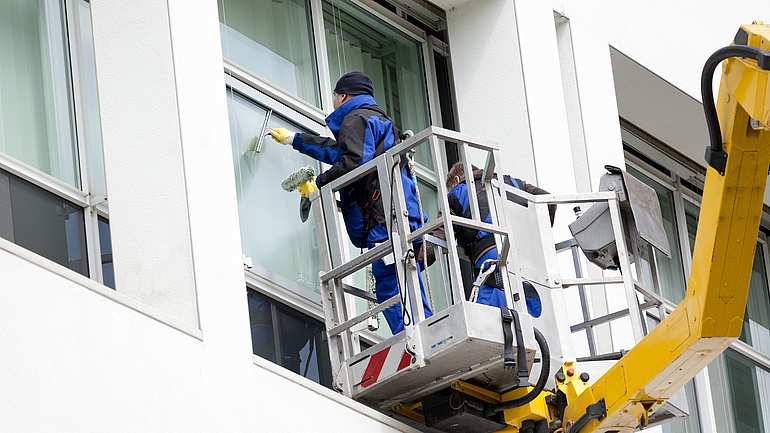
[501,308,516,370]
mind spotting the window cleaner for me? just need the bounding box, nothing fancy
[281,166,316,222]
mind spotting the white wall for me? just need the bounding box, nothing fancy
[585,0,767,101]
[90,0,198,327]
[0,245,415,432]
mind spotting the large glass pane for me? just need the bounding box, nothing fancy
[0,169,87,276]
[218,0,320,106]
[724,349,770,433]
[227,89,322,293]
[0,0,79,187]
[323,0,431,163]
[77,0,106,197]
[247,291,332,388]
[740,243,770,355]
[276,303,332,387]
[98,217,115,289]
[627,167,686,303]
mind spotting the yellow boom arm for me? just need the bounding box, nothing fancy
[562,22,770,433]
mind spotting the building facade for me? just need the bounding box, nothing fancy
[0,0,767,432]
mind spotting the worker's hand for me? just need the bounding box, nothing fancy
[269,128,295,145]
[297,180,318,198]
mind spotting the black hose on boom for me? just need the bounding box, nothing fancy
[701,44,770,175]
[488,327,550,413]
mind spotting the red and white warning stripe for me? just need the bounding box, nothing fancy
[354,342,412,388]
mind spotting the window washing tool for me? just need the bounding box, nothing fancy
[245,109,273,155]
[247,133,270,153]
[281,166,316,222]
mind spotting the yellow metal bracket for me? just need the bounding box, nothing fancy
[392,401,425,424]
[450,380,503,403]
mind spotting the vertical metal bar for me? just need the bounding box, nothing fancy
[321,185,344,268]
[627,217,650,336]
[572,245,597,356]
[309,0,334,112]
[648,243,668,321]
[460,143,481,222]
[485,151,517,309]
[376,157,392,236]
[66,0,104,285]
[423,36,443,130]
[390,153,425,324]
[430,135,463,303]
[608,198,645,342]
[311,191,345,374]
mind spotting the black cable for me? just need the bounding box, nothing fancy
[400,249,414,327]
[488,327,550,413]
[701,45,770,174]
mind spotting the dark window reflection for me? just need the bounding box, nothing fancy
[247,290,332,388]
[0,169,87,276]
[725,349,766,433]
[98,217,115,289]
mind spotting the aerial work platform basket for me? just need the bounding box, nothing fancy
[309,127,541,409]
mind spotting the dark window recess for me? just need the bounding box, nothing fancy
[0,169,88,276]
[623,143,673,178]
[680,177,704,196]
[725,350,765,433]
[98,217,115,289]
[247,290,333,388]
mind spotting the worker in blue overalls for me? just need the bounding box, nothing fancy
[419,162,555,316]
[268,71,432,334]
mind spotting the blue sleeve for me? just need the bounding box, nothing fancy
[293,133,341,165]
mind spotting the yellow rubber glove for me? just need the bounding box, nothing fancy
[297,180,318,198]
[269,128,295,145]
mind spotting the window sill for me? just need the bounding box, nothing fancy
[251,354,420,432]
[730,338,770,368]
[0,237,203,340]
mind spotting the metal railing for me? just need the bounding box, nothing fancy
[309,126,523,395]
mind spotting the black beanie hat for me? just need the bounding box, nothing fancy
[334,71,374,96]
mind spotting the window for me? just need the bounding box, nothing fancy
[98,217,114,289]
[219,0,449,379]
[226,88,323,294]
[624,125,770,433]
[709,349,770,433]
[0,0,112,289]
[218,0,321,107]
[0,0,78,187]
[626,166,687,303]
[740,242,770,355]
[248,290,332,387]
[0,168,87,276]
[323,0,432,164]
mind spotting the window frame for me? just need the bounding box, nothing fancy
[221,0,448,348]
[0,0,110,287]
